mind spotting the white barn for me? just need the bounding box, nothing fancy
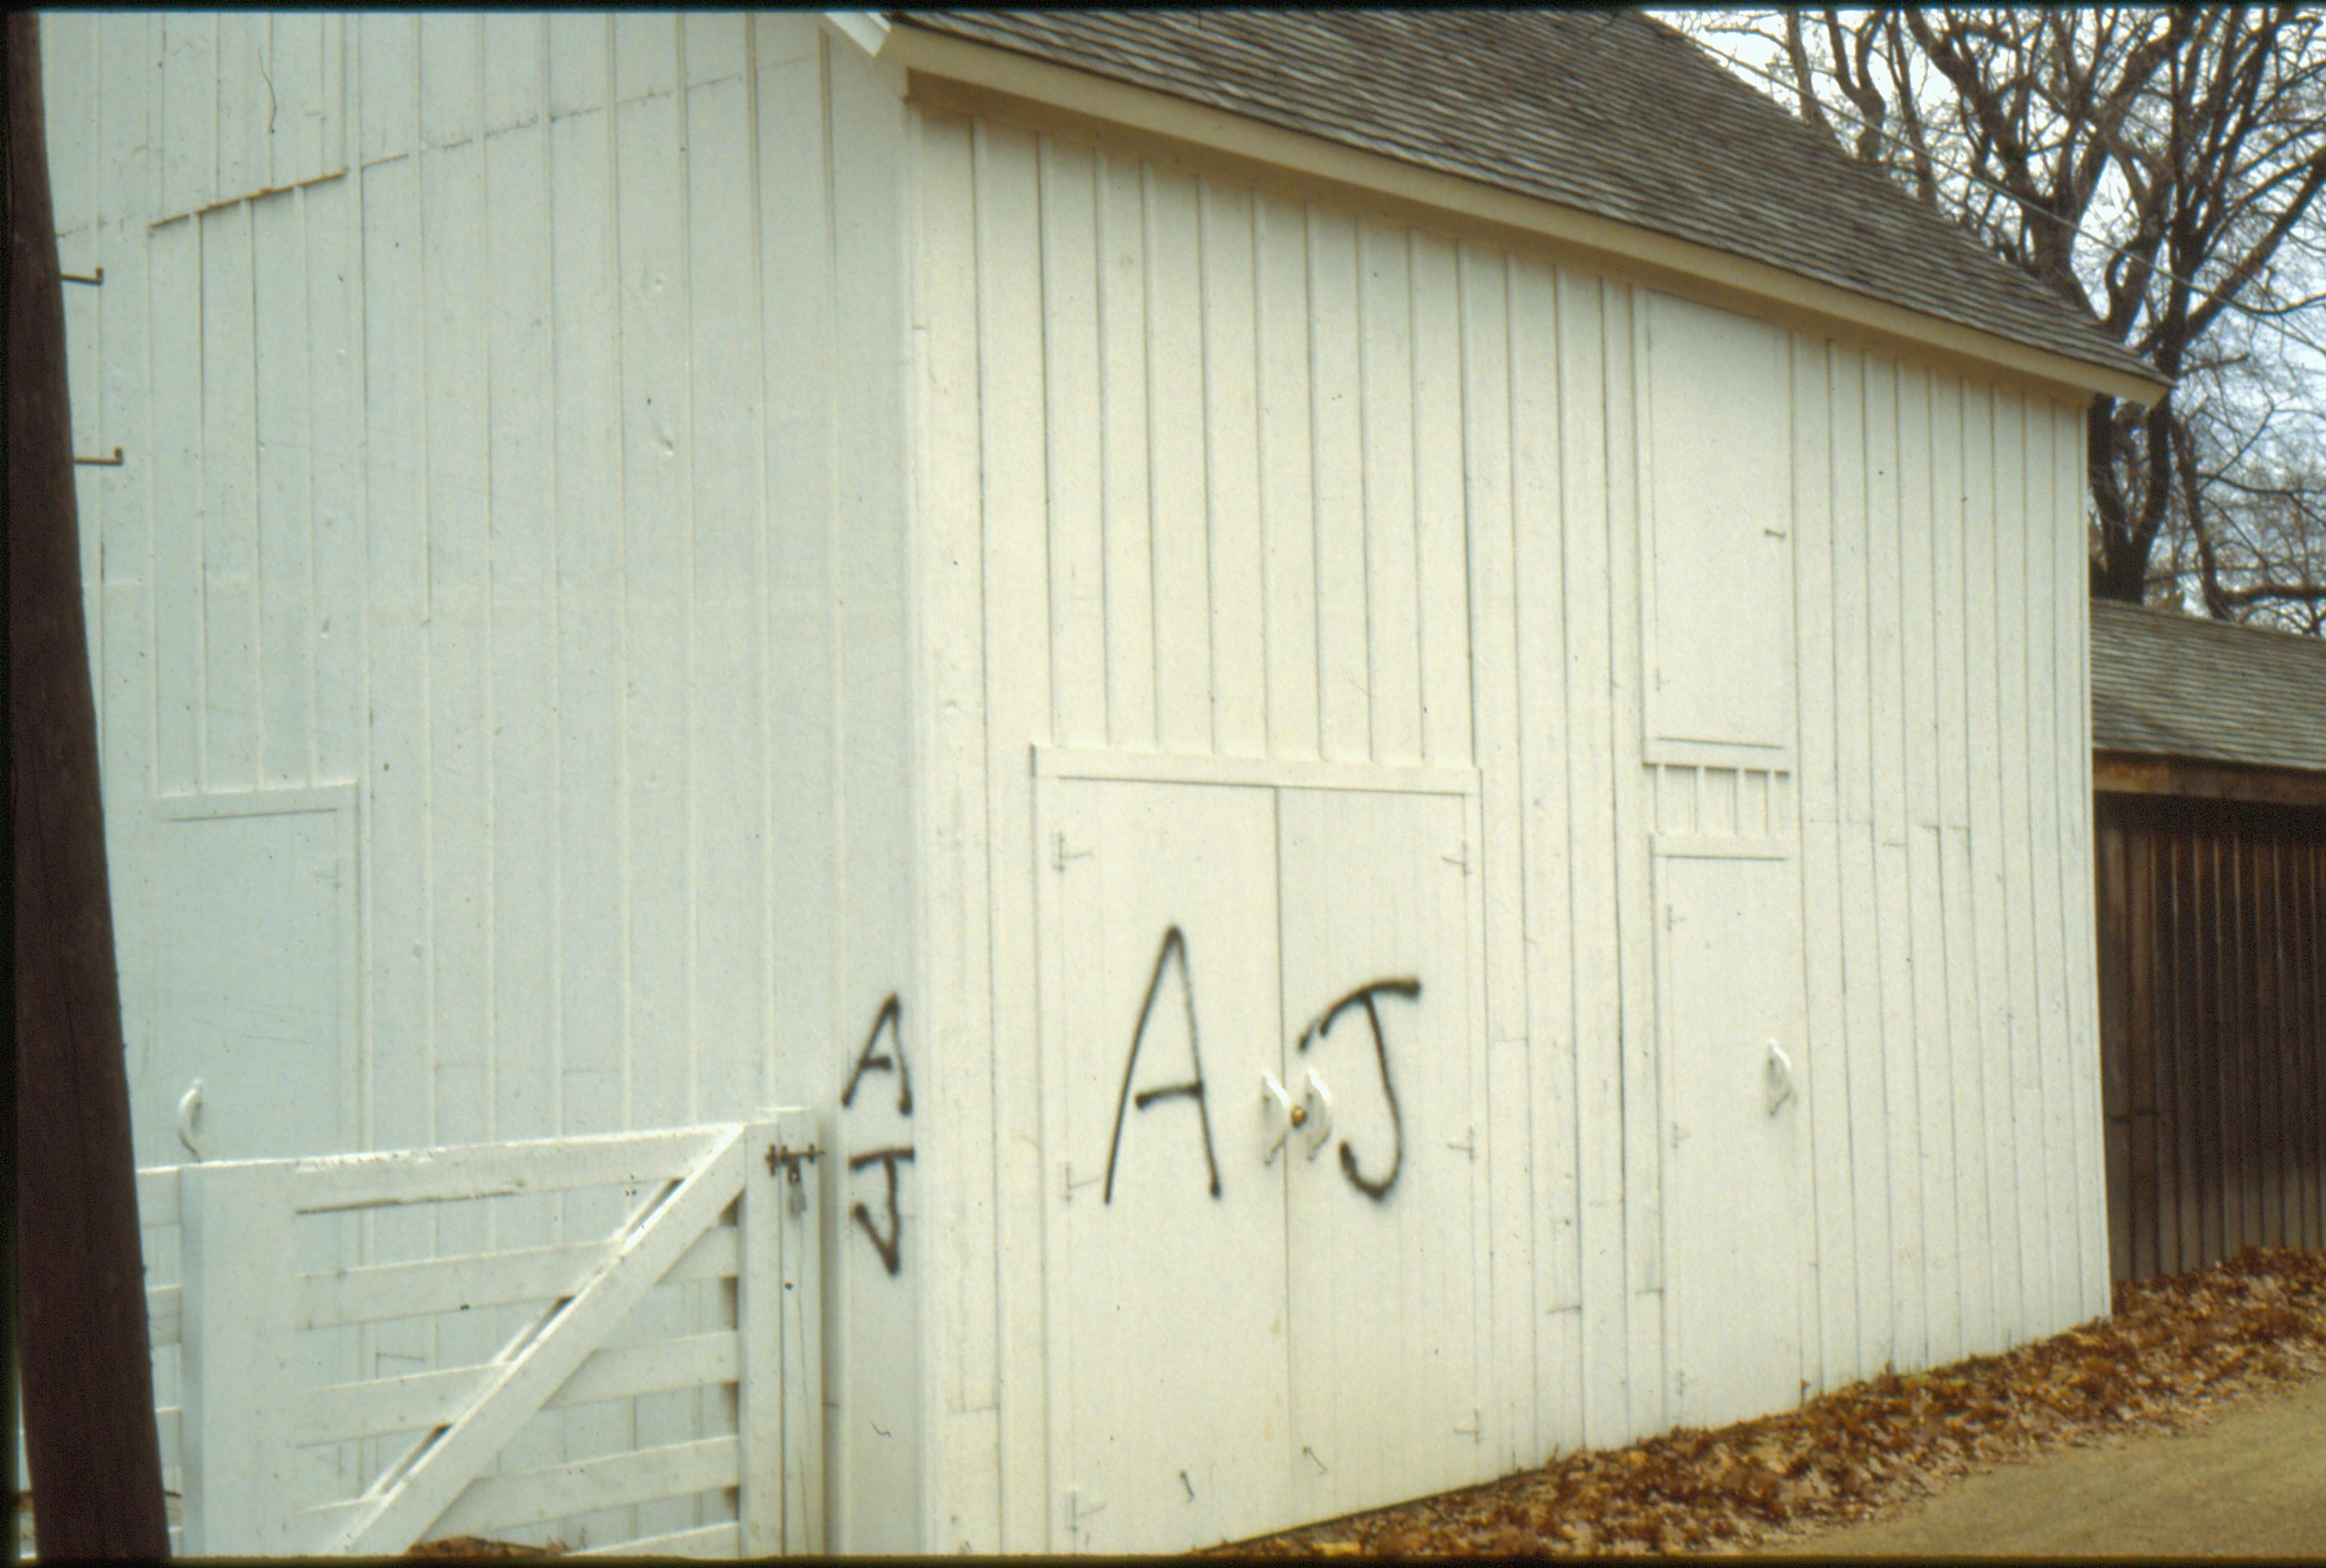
[38,9,2167,1557]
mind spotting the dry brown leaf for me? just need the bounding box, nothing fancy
[1218,1247,2326,1559]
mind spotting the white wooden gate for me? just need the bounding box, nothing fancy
[33,1116,824,1559]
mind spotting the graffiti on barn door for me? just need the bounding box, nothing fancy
[1294,979,1417,1202]
[1103,926,1222,1204]
[1103,925,1421,1205]
[841,994,914,1276]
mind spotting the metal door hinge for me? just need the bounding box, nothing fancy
[1051,831,1093,872]
[1060,1160,1103,1202]
[1065,1489,1105,1549]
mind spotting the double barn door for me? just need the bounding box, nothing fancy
[1036,764,1490,1554]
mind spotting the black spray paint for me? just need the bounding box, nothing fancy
[1103,925,1223,1204]
[848,1145,915,1277]
[1297,979,1419,1201]
[841,994,911,1114]
[842,994,914,1275]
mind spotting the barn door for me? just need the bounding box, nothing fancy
[149,788,361,1506]
[1279,788,1485,1523]
[1038,777,1293,1554]
[1655,846,1806,1429]
[147,788,358,1166]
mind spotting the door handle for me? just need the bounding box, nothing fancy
[1301,1068,1334,1159]
[1261,1070,1293,1165]
[177,1078,206,1161]
[1765,1040,1795,1116]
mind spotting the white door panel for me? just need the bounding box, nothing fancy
[1279,788,1485,1521]
[1658,851,1806,1429]
[1042,778,1292,1554]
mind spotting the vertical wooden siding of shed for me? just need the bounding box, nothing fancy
[907,98,2108,1548]
[2098,794,2325,1282]
[39,11,919,1551]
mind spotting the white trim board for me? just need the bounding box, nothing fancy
[1032,746,1481,798]
[153,782,358,821]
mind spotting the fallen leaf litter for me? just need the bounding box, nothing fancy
[360,1246,2322,1559]
[1214,1246,2326,1558]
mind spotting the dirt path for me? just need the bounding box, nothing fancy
[1772,1372,2326,1558]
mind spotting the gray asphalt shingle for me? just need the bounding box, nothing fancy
[894,9,2162,390]
[2091,601,2326,775]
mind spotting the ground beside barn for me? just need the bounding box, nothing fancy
[1776,1371,2326,1557]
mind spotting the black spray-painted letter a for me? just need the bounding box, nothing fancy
[1102,925,1223,1203]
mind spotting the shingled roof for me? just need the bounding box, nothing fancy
[891,9,2162,390]
[2091,601,2326,775]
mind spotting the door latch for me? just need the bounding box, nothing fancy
[1765,1039,1795,1115]
[177,1078,205,1162]
[1299,1068,1334,1159]
[1261,1070,1294,1165]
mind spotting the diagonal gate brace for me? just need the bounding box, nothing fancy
[331,1126,749,1554]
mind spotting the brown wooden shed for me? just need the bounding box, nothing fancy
[2092,601,2326,1284]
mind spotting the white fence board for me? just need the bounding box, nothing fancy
[298,1222,738,1330]
[576,1518,742,1558]
[429,1434,739,1540]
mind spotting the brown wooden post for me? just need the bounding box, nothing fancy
[6,12,172,1559]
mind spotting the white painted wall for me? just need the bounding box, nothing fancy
[39,11,923,1553]
[907,98,2108,1553]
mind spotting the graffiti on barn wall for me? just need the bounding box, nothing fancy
[1295,979,1418,1202]
[841,994,911,1114]
[847,1144,914,1276]
[841,994,914,1277]
[1101,924,1421,1205]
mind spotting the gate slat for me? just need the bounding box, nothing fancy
[426,1434,740,1540]
[546,1331,739,1411]
[574,1518,742,1558]
[148,1284,181,1347]
[299,1221,739,1329]
[298,1332,742,1446]
[299,1240,614,1328]
[137,1167,182,1226]
[299,1366,488,1447]
[253,1125,729,1213]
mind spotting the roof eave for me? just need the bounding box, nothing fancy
[823,11,892,57]
[884,18,2169,408]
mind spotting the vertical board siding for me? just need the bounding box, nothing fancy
[912,103,2108,1544]
[52,11,918,1553]
[2098,793,2325,1282]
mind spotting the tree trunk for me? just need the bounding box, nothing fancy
[6,12,172,1559]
